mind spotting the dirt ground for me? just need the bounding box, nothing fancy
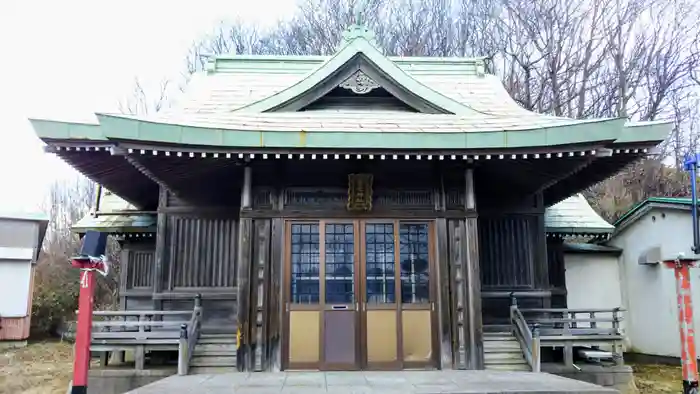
[0,341,73,394]
[0,342,688,394]
[631,362,684,393]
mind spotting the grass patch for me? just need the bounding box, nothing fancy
[0,341,73,394]
[631,362,683,393]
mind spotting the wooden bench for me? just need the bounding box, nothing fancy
[86,309,198,371]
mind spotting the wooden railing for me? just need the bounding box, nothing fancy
[178,295,203,375]
[85,294,202,374]
[510,294,625,370]
[509,295,541,372]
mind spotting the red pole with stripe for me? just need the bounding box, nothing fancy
[71,267,96,394]
[665,259,699,394]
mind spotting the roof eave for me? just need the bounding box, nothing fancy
[616,120,673,146]
[94,113,629,150]
[29,118,105,142]
[546,227,613,235]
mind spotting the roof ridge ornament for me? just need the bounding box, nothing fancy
[339,0,377,48]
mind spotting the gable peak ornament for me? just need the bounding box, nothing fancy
[339,70,380,94]
[340,0,377,46]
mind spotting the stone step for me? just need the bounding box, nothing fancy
[483,335,517,342]
[483,342,522,352]
[200,333,236,338]
[193,348,237,357]
[190,355,237,367]
[484,352,526,362]
[484,357,528,365]
[197,336,237,345]
[195,343,237,352]
[485,363,532,372]
[189,366,237,374]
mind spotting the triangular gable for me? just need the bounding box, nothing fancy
[235,29,473,115]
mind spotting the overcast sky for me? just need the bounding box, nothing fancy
[0,0,296,213]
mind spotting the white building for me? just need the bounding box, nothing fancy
[0,212,48,344]
[607,197,700,359]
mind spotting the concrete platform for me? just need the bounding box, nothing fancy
[125,370,619,393]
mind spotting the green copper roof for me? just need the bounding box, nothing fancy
[29,25,672,151]
[562,242,622,255]
[545,194,613,235]
[0,211,49,222]
[72,191,155,234]
[612,197,695,232]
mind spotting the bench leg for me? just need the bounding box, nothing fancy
[563,342,574,368]
[100,351,109,367]
[135,346,145,370]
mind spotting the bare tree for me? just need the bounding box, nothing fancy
[118,77,172,115]
[33,177,124,335]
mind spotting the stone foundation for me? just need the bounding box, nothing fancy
[543,364,636,394]
[67,368,176,394]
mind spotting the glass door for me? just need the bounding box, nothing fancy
[285,222,322,370]
[359,220,437,370]
[321,221,360,370]
[284,220,360,371]
[285,219,436,371]
[398,222,436,368]
[361,222,402,370]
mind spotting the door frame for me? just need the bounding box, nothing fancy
[281,218,440,371]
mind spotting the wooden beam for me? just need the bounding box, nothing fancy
[436,218,452,369]
[464,167,483,369]
[269,218,284,371]
[152,187,168,311]
[236,218,253,371]
[533,193,550,305]
[237,164,253,371]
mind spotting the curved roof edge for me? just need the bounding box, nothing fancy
[545,194,613,236]
[31,114,665,151]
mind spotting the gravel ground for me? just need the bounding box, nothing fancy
[0,341,73,394]
[631,362,683,393]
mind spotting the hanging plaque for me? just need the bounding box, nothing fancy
[347,173,373,211]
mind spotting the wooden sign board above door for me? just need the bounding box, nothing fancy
[347,173,374,212]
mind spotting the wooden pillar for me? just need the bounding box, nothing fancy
[533,192,551,308]
[152,186,168,310]
[464,167,483,369]
[237,165,254,371]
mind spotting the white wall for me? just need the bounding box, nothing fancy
[0,260,32,317]
[565,252,624,350]
[609,208,700,358]
[565,253,623,313]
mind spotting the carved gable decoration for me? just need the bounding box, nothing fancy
[347,173,374,211]
[339,70,380,94]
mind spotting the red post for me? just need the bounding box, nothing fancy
[664,259,699,394]
[71,260,100,394]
